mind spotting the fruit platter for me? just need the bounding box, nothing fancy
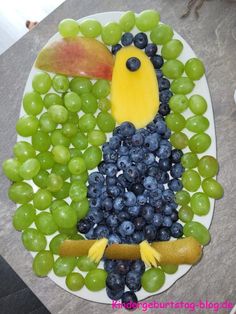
[3,10,224,307]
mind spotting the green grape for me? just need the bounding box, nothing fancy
[16,115,39,137]
[85,269,107,291]
[50,199,68,213]
[92,80,110,99]
[161,59,184,79]
[119,11,136,32]
[13,141,36,162]
[79,114,96,132]
[69,182,87,202]
[98,98,111,112]
[32,72,52,94]
[52,145,70,165]
[58,18,79,37]
[161,39,183,60]
[188,133,211,153]
[97,112,115,132]
[83,146,102,170]
[70,77,92,94]
[51,129,70,147]
[88,130,106,146]
[189,95,207,114]
[80,19,102,37]
[64,92,82,112]
[62,122,79,138]
[171,77,195,95]
[161,264,178,274]
[52,163,70,180]
[19,158,40,180]
[182,169,201,192]
[69,148,82,159]
[33,170,49,189]
[58,226,77,236]
[2,158,22,182]
[23,91,44,115]
[39,112,56,133]
[53,182,71,200]
[190,192,210,216]
[43,93,63,108]
[32,131,51,152]
[49,233,68,254]
[68,157,86,175]
[175,190,190,206]
[185,58,205,81]
[47,173,63,192]
[52,74,69,93]
[81,93,97,114]
[165,113,186,132]
[21,228,46,251]
[52,204,77,228]
[70,171,88,183]
[71,199,89,220]
[186,115,209,133]
[101,22,122,45]
[37,151,54,170]
[66,272,84,291]
[178,205,194,223]
[77,256,98,271]
[136,10,160,31]
[35,212,58,235]
[141,268,165,293]
[53,256,77,276]
[169,95,189,113]
[183,221,210,245]
[33,189,52,210]
[181,152,199,169]
[69,234,84,240]
[150,23,173,45]
[48,104,68,124]
[198,155,219,178]
[33,250,54,277]
[8,182,33,204]
[170,132,188,149]
[71,132,88,150]
[13,204,35,230]
[202,178,224,199]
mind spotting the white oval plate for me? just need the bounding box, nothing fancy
[18,11,216,304]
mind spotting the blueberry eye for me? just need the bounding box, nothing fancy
[126,57,141,72]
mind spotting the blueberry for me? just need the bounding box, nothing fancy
[88,172,105,186]
[89,197,102,209]
[121,291,138,309]
[141,205,154,221]
[117,211,130,222]
[149,195,162,208]
[145,43,157,57]
[88,185,102,198]
[133,32,148,49]
[106,287,124,301]
[130,148,144,162]
[160,139,172,148]
[160,90,173,103]
[118,145,129,156]
[106,176,116,187]
[170,209,179,222]
[102,210,110,219]
[125,271,141,291]
[113,196,125,212]
[156,144,172,159]
[146,121,157,133]
[132,132,144,147]
[137,194,147,206]
[105,163,118,177]
[143,176,158,190]
[171,222,183,238]
[153,213,164,227]
[111,44,122,55]
[158,77,171,91]
[85,227,95,239]
[144,134,159,152]
[168,178,183,191]
[136,162,148,175]
[171,149,183,163]
[143,152,155,165]
[156,227,171,241]
[155,120,167,135]
[102,197,113,211]
[126,57,141,72]
[120,122,136,137]
[147,165,159,177]
[106,214,119,228]
[106,272,125,291]
[159,158,171,171]
[144,224,156,241]
[77,218,92,234]
[115,260,130,275]
[155,69,163,79]
[124,166,140,183]
[108,234,122,244]
[149,187,162,199]
[87,208,104,224]
[163,204,173,216]
[160,172,170,184]
[104,259,117,273]
[98,161,106,174]
[117,156,131,171]
[109,136,121,150]
[131,260,145,275]
[150,54,164,69]
[133,216,146,231]
[128,205,141,217]
[118,221,135,236]
[162,216,173,227]
[130,183,144,196]
[132,231,144,243]
[162,189,175,203]
[94,225,110,238]
[121,32,134,46]
[154,199,164,211]
[104,151,118,163]
[170,163,184,178]
[117,174,129,188]
[107,185,120,198]
[124,192,136,206]
[158,103,170,116]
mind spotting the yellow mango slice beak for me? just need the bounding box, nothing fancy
[111,46,159,128]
